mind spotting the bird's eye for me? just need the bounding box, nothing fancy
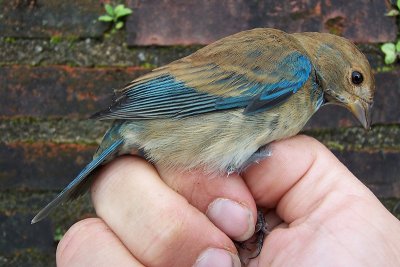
[351,71,363,85]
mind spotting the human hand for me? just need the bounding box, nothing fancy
[56,136,400,266]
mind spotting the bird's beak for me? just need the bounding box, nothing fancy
[347,99,372,130]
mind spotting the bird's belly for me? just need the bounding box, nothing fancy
[119,106,314,173]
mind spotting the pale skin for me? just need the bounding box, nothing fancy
[56,135,400,267]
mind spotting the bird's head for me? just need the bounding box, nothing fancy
[293,32,375,130]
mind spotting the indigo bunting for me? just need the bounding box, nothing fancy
[32,28,375,228]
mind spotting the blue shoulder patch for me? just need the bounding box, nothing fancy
[92,51,312,120]
[217,52,312,114]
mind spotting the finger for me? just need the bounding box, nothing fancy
[57,218,142,267]
[91,156,241,267]
[242,135,375,222]
[157,167,257,241]
[264,210,283,230]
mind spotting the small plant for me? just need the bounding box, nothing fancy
[54,227,64,242]
[50,35,62,45]
[385,0,400,16]
[381,41,400,64]
[381,1,400,64]
[98,4,133,32]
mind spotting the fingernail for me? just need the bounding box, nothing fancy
[206,198,254,241]
[194,248,241,267]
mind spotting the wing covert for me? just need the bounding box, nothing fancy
[92,29,313,120]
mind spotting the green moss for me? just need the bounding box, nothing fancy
[0,36,201,67]
[140,62,157,69]
[376,65,396,72]
[304,125,400,152]
[325,141,345,151]
[4,37,16,43]
[50,35,62,45]
[64,35,80,43]
[0,117,109,145]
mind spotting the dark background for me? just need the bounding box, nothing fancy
[0,0,399,266]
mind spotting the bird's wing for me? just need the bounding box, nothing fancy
[31,139,124,223]
[92,29,312,120]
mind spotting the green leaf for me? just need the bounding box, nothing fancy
[381,43,395,54]
[385,9,399,16]
[114,4,125,15]
[397,0,400,10]
[115,21,124,29]
[382,43,396,64]
[396,41,400,52]
[98,15,113,22]
[384,53,397,64]
[115,8,133,18]
[105,4,115,16]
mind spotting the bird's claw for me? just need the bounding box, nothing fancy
[249,209,269,259]
[235,208,269,263]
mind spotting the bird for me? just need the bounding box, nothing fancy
[32,28,375,229]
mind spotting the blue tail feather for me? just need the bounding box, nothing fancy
[31,139,124,224]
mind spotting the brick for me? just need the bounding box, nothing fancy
[0,190,92,267]
[0,66,148,118]
[0,249,55,267]
[371,70,400,124]
[333,150,400,198]
[0,0,108,38]
[305,70,400,129]
[0,213,53,254]
[0,190,94,261]
[0,142,96,190]
[126,0,396,45]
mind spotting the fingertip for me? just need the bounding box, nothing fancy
[206,198,255,241]
[56,218,103,266]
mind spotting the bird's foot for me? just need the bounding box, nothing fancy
[235,208,269,262]
[250,209,269,258]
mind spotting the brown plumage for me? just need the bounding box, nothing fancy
[32,28,375,224]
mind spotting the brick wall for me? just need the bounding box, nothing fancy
[1,0,399,265]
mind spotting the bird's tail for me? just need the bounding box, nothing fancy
[31,139,124,224]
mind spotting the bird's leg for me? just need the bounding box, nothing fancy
[226,145,272,174]
[246,145,272,165]
[226,145,271,175]
[241,145,272,172]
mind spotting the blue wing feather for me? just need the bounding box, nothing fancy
[92,52,312,120]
